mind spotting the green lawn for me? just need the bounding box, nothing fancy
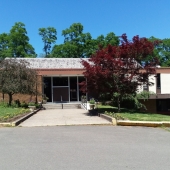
[0,107,30,122]
[97,105,170,121]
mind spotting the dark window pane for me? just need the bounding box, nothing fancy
[53,77,68,86]
[43,77,52,102]
[157,74,160,89]
[70,77,77,101]
[156,99,170,111]
[78,77,86,101]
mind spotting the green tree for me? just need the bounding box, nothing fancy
[0,33,11,59]
[160,38,170,66]
[51,23,93,58]
[39,27,57,57]
[96,32,119,48]
[148,36,170,67]
[51,23,119,58]
[81,34,159,112]
[9,22,36,58]
[0,59,38,105]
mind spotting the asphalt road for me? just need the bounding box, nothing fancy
[0,126,170,170]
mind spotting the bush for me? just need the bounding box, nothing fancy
[111,93,146,111]
[28,102,36,106]
[0,101,8,108]
[89,98,95,104]
[121,96,145,110]
[14,99,21,107]
[20,102,28,108]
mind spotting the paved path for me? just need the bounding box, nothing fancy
[19,109,112,127]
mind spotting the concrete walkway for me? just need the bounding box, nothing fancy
[19,109,112,127]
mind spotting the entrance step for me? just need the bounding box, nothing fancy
[42,103,81,109]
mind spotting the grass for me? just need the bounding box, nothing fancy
[0,106,30,122]
[97,105,170,121]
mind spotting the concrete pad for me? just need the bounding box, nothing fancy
[19,109,112,127]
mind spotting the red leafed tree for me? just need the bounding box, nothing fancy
[81,34,159,112]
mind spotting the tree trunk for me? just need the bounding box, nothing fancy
[2,93,4,101]
[8,93,13,106]
[35,80,38,104]
[117,97,121,113]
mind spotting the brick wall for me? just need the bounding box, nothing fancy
[0,75,43,104]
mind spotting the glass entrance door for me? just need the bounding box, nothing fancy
[70,77,77,101]
[53,87,69,102]
[52,77,69,102]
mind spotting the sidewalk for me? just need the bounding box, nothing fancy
[19,109,112,127]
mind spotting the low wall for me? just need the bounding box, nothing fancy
[139,99,157,113]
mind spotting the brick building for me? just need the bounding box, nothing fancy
[1,58,170,114]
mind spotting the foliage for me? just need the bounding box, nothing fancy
[0,101,9,108]
[136,91,155,100]
[28,102,36,106]
[99,105,170,121]
[89,98,95,104]
[0,33,11,58]
[42,94,49,100]
[0,106,29,122]
[148,36,170,67]
[96,32,119,48]
[9,22,36,58]
[51,23,90,58]
[105,111,170,121]
[112,90,155,111]
[0,22,36,58]
[118,94,145,111]
[104,111,127,120]
[20,102,28,108]
[81,34,159,112]
[81,95,86,99]
[0,59,38,105]
[160,38,170,66]
[39,27,57,57]
[51,23,119,58]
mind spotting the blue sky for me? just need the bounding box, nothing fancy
[1,0,170,56]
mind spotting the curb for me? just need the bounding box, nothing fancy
[99,114,170,127]
[99,114,117,126]
[11,109,40,126]
[0,109,40,127]
[117,120,170,127]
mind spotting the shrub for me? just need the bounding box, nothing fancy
[0,101,8,108]
[28,102,36,106]
[89,98,95,104]
[20,102,28,108]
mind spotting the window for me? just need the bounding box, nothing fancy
[157,74,160,89]
[156,99,170,112]
[53,77,68,86]
[143,84,148,91]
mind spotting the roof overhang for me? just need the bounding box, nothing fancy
[36,68,85,76]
